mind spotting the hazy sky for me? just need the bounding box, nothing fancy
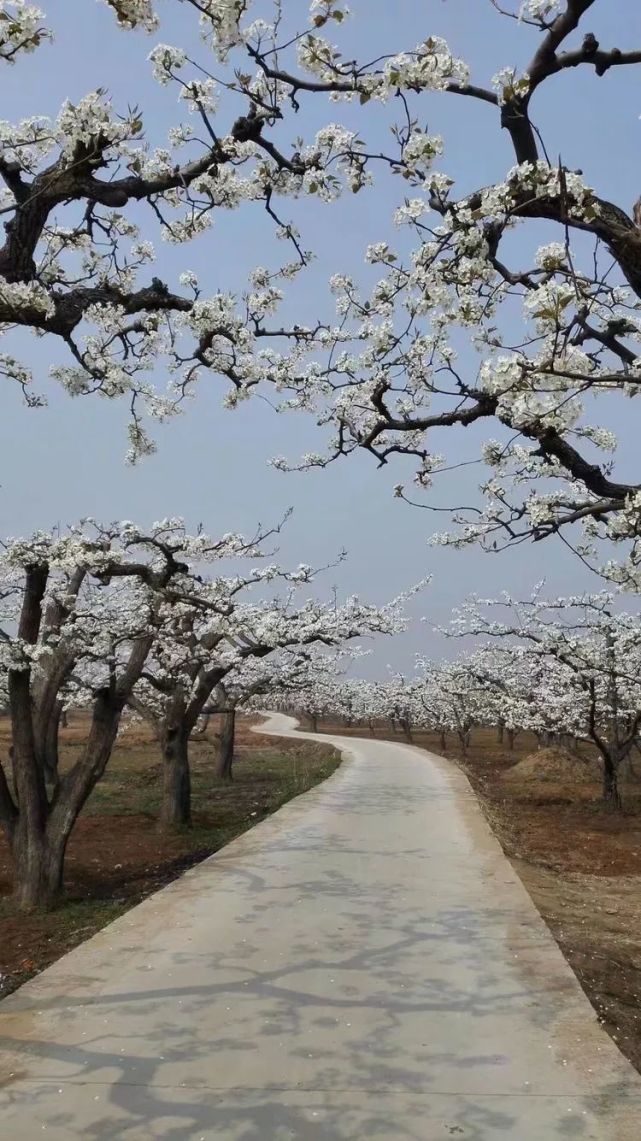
[1,0,638,675]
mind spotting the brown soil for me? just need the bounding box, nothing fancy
[317,720,641,1075]
[0,715,339,997]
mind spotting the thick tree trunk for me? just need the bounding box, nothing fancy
[308,713,318,733]
[4,578,151,909]
[160,727,191,829]
[506,728,515,751]
[439,728,447,752]
[215,709,236,781]
[9,687,128,910]
[602,755,622,809]
[33,657,73,781]
[0,760,16,843]
[42,700,63,788]
[401,720,413,744]
[458,728,471,757]
[497,723,505,745]
[10,826,66,910]
[10,671,48,833]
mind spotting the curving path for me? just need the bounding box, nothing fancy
[1,713,640,1139]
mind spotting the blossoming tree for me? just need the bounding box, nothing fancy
[130,584,408,824]
[125,525,314,826]
[451,590,641,805]
[254,2,641,586]
[205,645,363,778]
[0,518,252,909]
[4,1,639,583]
[0,0,400,458]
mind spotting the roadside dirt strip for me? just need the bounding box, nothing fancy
[1,713,640,1139]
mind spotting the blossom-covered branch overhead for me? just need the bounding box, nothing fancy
[1,1,640,582]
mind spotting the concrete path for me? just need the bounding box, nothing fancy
[1,715,640,1140]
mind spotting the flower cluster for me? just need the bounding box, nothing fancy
[0,1,51,63]
[101,0,158,31]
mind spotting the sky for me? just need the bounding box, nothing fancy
[0,0,639,676]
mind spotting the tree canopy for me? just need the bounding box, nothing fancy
[1,2,640,583]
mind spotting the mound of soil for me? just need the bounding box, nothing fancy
[503,746,599,785]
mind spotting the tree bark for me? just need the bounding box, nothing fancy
[602,755,622,809]
[32,656,73,785]
[10,826,66,910]
[453,730,469,757]
[0,758,17,843]
[497,723,505,745]
[439,728,447,752]
[506,728,515,751]
[41,699,63,788]
[10,684,132,909]
[160,725,191,829]
[308,713,318,733]
[215,709,236,781]
[8,669,48,854]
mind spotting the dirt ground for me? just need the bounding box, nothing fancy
[0,715,339,998]
[317,720,641,1076]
